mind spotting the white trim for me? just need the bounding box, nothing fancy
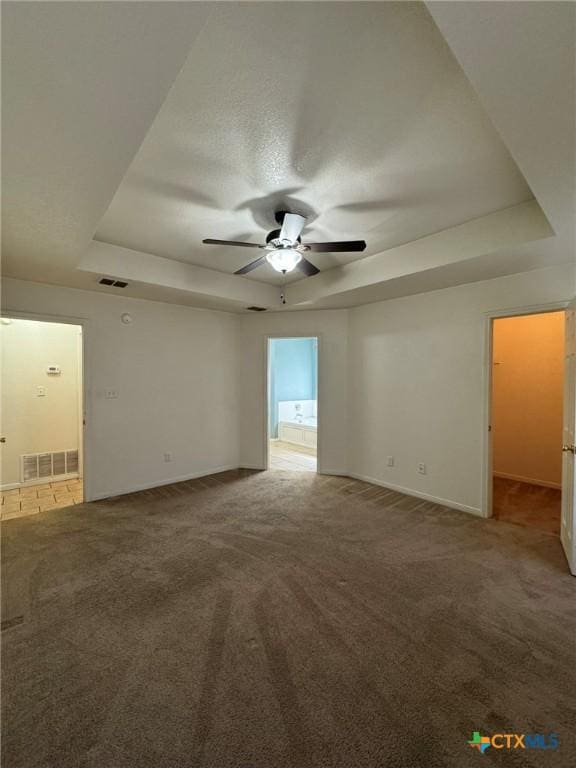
[239,464,266,471]
[0,308,89,503]
[493,471,561,490]
[317,468,346,477]
[484,300,569,320]
[348,472,483,517]
[1,472,80,492]
[89,464,240,502]
[482,301,569,518]
[76,327,84,480]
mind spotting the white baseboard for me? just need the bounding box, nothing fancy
[239,463,266,471]
[88,465,482,520]
[348,472,484,517]
[89,464,240,502]
[318,468,347,477]
[493,471,561,490]
[1,472,80,492]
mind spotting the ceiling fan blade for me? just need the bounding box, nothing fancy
[279,213,306,243]
[234,256,266,275]
[203,238,264,248]
[305,240,366,252]
[296,256,320,276]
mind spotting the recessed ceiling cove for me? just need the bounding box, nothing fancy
[94,2,534,286]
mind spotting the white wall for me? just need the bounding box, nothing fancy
[3,262,573,514]
[347,264,574,515]
[1,319,81,486]
[1,279,239,500]
[239,310,349,475]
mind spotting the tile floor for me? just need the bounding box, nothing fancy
[1,479,83,521]
[269,440,317,472]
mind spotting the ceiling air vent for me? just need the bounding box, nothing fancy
[246,306,267,312]
[99,278,129,288]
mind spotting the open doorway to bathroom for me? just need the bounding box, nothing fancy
[1,317,84,520]
[490,311,564,535]
[267,337,318,472]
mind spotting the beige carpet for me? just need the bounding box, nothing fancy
[493,476,561,535]
[2,470,575,767]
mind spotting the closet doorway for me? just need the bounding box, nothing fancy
[489,311,564,535]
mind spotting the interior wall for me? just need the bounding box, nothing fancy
[268,337,317,438]
[3,263,572,511]
[492,312,564,487]
[239,311,348,474]
[1,278,239,500]
[347,264,574,514]
[1,318,81,487]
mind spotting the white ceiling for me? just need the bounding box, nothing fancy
[94,2,533,285]
[2,1,574,311]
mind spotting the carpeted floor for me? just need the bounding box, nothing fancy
[493,476,561,535]
[2,470,575,767]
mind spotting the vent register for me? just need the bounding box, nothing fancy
[21,450,79,482]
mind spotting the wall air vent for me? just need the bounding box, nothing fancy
[99,278,129,288]
[21,450,79,483]
[246,306,267,312]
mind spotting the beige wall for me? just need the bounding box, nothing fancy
[492,312,564,487]
[347,264,573,514]
[239,310,349,475]
[2,279,240,501]
[3,261,573,512]
[1,318,82,487]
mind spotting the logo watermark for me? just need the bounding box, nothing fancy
[468,731,559,754]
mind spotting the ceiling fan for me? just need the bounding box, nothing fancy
[202,211,366,276]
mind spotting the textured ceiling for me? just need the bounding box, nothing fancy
[1,1,212,278]
[3,2,572,311]
[94,2,533,285]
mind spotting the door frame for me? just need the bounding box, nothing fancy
[481,300,569,519]
[0,309,91,502]
[263,333,321,473]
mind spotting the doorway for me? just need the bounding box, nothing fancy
[267,336,318,472]
[1,317,84,519]
[490,311,564,534]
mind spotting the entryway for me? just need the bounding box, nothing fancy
[490,311,564,535]
[0,317,84,520]
[267,336,318,472]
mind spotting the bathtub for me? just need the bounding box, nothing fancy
[281,416,317,428]
[278,416,317,448]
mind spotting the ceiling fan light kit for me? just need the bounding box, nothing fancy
[265,248,302,273]
[202,211,366,276]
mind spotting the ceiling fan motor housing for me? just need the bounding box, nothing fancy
[266,228,301,247]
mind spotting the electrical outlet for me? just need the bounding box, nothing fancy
[104,388,118,399]
[386,456,394,467]
[36,386,46,397]
[417,462,426,475]
[163,452,173,463]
